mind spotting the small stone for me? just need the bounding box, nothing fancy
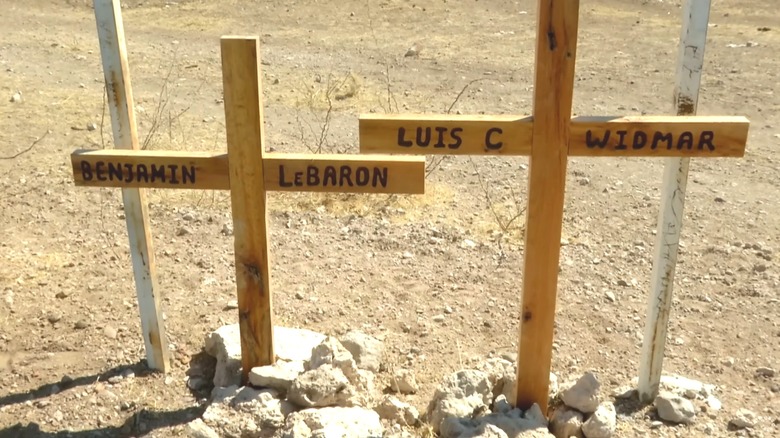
[249,360,305,392]
[221,223,233,236]
[729,408,757,429]
[654,392,696,424]
[444,305,454,314]
[374,395,419,425]
[550,406,584,438]
[462,239,477,249]
[187,376,208,391]
[722,357,735,367]
[755,367,775,378]
[185,418,220,438]
[281,407,383,437]
[294,291,305,300]
[582,402,617,438]
[47,313,62,324]
[86,122,97,131]
[389,369,419,394]
[401,251,414,259]
[339,330,384,372]
[605,291,616,303]
[561,372,601,413]
[287,365,352,408]
[52,410,64,422]
[108,375,123,384]
[704,395,721,414]
[9,92,21,103]
[103,326,118,339]
[224,300,239,310]
[432,314,446,323]
[426,369,493,433]
[177,227,192,236]
[182,212,195,221]
[649,420,663,429]
[74,320,89,330]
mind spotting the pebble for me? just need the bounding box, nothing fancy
[177,227,193,236]
[47,313,62,324]
[730,409,758,429]
[221,223,233,236]
[402,251,414,259]
[86,122,97,131]
[432,314,445,323]
[224,300,239,310]
[9,92,21,103]
[52,410,64,422]
[182,212,195,221]
[756,367,775,378]
[605,291,616,302]
[654,392,696,424]
[74,320,89,330]
[103,326,118,339]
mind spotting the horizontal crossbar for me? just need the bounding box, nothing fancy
[359,114,749,157]
[71,150,425,194]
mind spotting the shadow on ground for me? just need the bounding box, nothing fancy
[0,360,207,438]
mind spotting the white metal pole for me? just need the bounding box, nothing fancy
[638,0,711,403]
[93,0,170,372]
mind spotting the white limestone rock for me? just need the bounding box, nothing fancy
[427,370,493,434]
[478,357,516,399]
[500,371,558,405]
[202,386,292,437]
[654,392,696,425]
[561,372,601,414]
[249,359,305,392]
[276,326,328,362]
[281,407,383,438]
[339,330,384,372]
[582,402,616,438]
[309,336,354,370]
[204,324,243,387]
[374,394,419,426]
[287,364,352,408]
[204,324,326,387]
[389,368,419,394]
[438,403,550,438]
[468,424,510,438]
[659,374,715,398]
[729,408,758,429]
[185,419,219,438]
[550,406,584,438]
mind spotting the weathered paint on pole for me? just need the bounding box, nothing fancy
[638,0,711,403]
[93,0,170,372]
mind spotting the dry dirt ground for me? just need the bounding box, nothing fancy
[1,0,779,436]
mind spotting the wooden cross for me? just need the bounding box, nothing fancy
[70,36,425,383]
[359,0,749,413]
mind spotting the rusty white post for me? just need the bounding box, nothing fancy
[638,0,711,402]
[93,0,170,372]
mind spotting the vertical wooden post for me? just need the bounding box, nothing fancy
[221,36,275,383]
[515,0,580,413]
[638,0,711,403]
[93,0,170,372]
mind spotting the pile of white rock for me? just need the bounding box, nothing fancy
[188,324,418,437]
[549,372,616,438]
[184,324,754,438]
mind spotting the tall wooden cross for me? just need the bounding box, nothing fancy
[359,0,749,412]
[71,36,425,383]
